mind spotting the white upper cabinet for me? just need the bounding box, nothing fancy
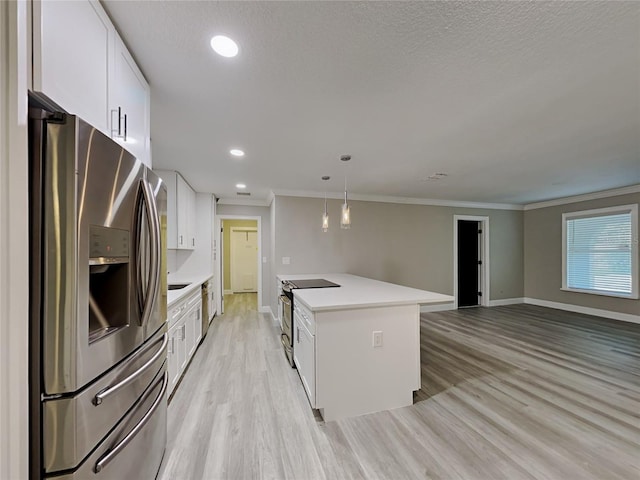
[32,0,111,133]
[154,170,196,250]
[110,35,151,168]
[32,0,151,167]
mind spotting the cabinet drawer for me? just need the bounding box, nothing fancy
[293,300,315,334]
[169,301,187,325]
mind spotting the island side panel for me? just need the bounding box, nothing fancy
[315,304,420,421]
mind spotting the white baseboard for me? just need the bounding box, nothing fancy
[488,297,524,307]
[524,297,640,325]
[420,303,455,313]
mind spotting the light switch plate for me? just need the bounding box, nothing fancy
[282,256,290,265]
[373,331,383,348]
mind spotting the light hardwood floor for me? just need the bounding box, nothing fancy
[159,295,640,480]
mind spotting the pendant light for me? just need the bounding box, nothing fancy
[340,155,351,229]
[321,176,330,232]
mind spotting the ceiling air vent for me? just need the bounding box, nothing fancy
[236,191,251,196]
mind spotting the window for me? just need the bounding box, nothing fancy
[562,204,638,299]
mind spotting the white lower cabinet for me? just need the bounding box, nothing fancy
[293,307,316,408]
[167,290,202,396]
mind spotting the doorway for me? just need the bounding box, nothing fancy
[230,227,258,293]
[454,215,490,309]
[216,216,262,315]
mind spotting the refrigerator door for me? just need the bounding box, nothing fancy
[42,328,167,473]
[53,368,168,480]
[40,114,149,395]
[132,168,167,341]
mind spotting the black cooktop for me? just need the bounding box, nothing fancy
[287,279,340,289]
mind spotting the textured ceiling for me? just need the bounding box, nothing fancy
[102,0,640,205]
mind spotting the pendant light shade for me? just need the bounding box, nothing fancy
[341,202,351,229]
[321,176,330,232]
[322,196,329,232]
[341,175,351,229]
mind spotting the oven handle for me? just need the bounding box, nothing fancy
[280,333,290,350]
[94,371,167,473]
[279,294,291,307]
[94,333,167,406]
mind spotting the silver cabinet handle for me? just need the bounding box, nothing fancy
[181,324,186,340]
[192,238,195,247]
[179,235,183,246]
[123,113,127,142]
[297,327,300,343]
[94,372,167,473]
[94,334,167,406]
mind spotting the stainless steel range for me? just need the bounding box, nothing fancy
[279,279,340,367]
[29,107,167,479]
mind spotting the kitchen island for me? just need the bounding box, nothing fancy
[278,273,453,421]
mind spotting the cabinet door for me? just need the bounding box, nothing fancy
[110,35,151,167]
[294,317,316,407]
[176,175,190,249]
[184,306,196,358]
[177,321,187,371]
[167,324,180,394]
[187,187,197,248]
[33,0,111,134]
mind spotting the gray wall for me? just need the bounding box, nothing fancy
[273,196,524,308]
[217,204,272,311]
[524,192,640,316]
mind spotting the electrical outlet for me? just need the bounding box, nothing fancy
[282,256,290,265]
[373,331,383,348]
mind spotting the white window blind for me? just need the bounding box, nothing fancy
[562,204,638,299]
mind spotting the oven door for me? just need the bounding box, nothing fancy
[279,295,294,366]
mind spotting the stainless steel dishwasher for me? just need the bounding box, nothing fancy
[201,283,209,337]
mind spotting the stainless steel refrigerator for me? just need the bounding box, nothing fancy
[29,107,168,479]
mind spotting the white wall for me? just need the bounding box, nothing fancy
[273,195,524,309]
[0,1,30,478]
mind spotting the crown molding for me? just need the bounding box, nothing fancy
[271,189,523,211]
[523,184,640,211]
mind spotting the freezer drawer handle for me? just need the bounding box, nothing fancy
[94,371,168,473]
[94,334,167,406]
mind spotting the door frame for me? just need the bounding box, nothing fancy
[229,227,258,293]
[214,215,262,315]
[453,215,490,309]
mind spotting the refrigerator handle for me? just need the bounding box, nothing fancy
[139,179,161,327]
[94,371,168,473]
[93,334,167,406]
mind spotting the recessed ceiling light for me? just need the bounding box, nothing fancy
[230,149,245,157]
[236,183,246,189]
[210,35,239,58]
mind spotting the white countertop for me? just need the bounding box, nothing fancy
[167,272,213,307]
[278,273,453,312]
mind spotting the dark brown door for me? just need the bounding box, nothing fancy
[458,220,480,308]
